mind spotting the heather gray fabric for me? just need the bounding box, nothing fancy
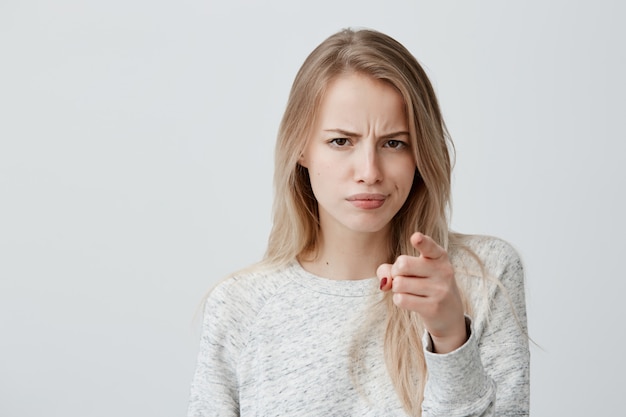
[188,236,529,416]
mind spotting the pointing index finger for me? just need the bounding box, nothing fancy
[410,232,446,260]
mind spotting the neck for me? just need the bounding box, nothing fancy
[299,227,391,280]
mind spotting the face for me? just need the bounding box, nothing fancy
[299,72,416,237]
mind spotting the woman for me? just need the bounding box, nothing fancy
[188,28,529,416]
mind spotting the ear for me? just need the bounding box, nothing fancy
[298,152,308,168]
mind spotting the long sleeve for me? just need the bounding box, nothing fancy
[421,318,496,416]
[187,286,242,417]
[421,237,530,416]
[186,241,529,417]
[477,241,529,415]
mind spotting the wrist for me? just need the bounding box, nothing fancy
[429,316,470,354]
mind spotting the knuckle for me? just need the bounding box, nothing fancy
[391,275,405,292]
[395,255,411,271]
[376,263,392,277]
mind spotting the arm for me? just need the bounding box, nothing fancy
[423,238,530,416]
[187,286,241,417]
[421,317,496,417]
[474,240,530,415]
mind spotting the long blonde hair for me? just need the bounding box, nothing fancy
[263,28,467,416]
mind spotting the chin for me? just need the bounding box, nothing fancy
[344,221,392,235]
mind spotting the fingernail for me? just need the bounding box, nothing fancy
[379,277,388,290]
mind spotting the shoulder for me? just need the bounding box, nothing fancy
[190,264,298,405]
[449,234,526,310]
[450,234,523,280]
[451,234,528,329]
[205,263,291,320]
[196,263,302,366]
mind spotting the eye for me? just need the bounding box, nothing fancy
[329,138,350,147]
[384,139,407,149]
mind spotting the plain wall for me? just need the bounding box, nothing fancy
[1,1,624,415]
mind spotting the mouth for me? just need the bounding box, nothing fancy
[346,193,387,209]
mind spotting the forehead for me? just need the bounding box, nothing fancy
[316,73,407,130]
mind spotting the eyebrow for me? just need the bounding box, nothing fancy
[323,128,410,138]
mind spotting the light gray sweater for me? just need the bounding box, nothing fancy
[188,236,529,416]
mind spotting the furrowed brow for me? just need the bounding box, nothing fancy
[382,130,410,138]
[322,128,410,138]
[323,128,359,137]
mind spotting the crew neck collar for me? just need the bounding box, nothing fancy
[285,260,380,297]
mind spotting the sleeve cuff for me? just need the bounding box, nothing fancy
[422,316,495,414]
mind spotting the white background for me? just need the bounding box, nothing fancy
[1,1,625,416]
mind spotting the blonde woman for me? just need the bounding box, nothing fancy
[188,28,529,417]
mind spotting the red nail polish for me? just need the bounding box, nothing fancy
[379,277,388,290]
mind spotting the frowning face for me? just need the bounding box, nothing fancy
[299,72,416,238]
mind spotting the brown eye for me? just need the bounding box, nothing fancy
[385,140,406,149]
[330,138,349,146]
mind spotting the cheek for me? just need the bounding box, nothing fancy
[307,168,328,194]
[395,161,418,191]
[310,160,338,180]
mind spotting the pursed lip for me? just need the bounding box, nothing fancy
[345,193,388,209]
[346,193,388,201]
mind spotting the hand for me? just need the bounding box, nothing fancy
[377,232,467,353]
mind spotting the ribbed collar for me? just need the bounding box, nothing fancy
[284,260,380,297]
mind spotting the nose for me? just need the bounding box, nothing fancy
[353,146,383,185]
